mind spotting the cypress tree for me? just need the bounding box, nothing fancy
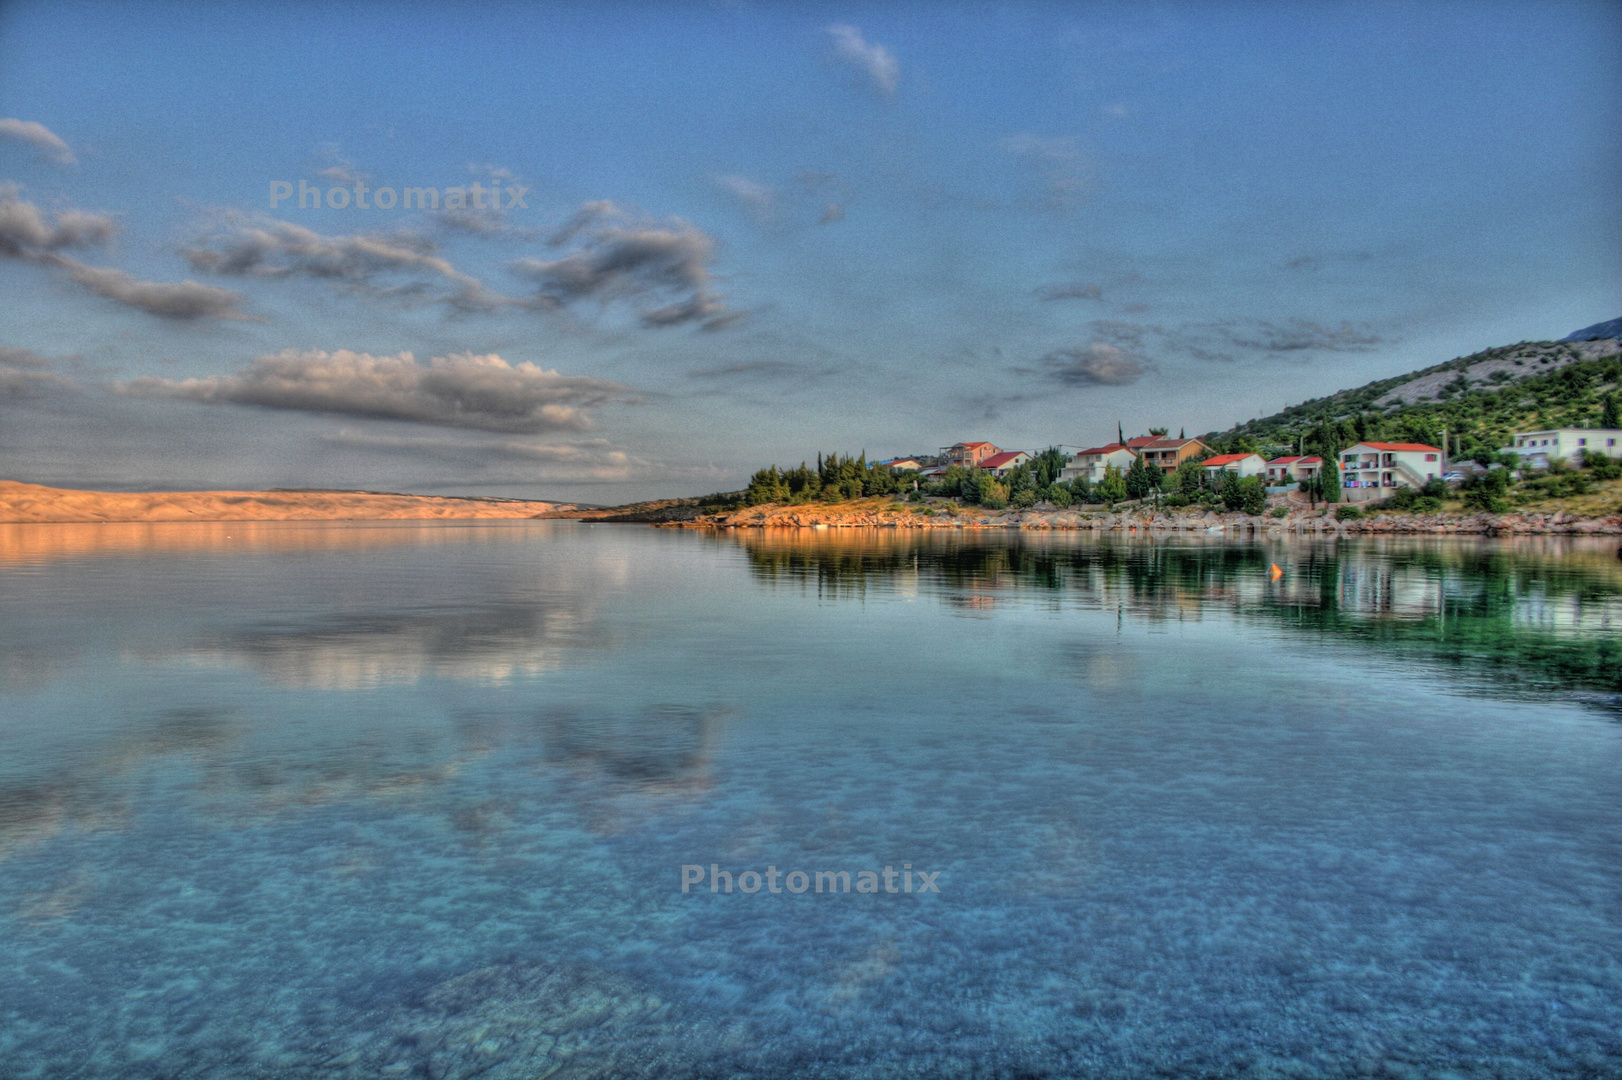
[1604,393,1619,430]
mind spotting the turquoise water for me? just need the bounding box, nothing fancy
[1,522,1619,1078]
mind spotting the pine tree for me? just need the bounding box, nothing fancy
[1604,392,1619,430]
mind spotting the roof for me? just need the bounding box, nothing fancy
[1264,455,1320,465]
[1141,438,1204,452]
[1354,442,1442,453]
[1203,452,1262,467]
[952,441,996,450]
[1125,435,1157,449]
[978,451,1028,470]
[1076,442,1132,456]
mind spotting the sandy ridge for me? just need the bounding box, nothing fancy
[0,481,572,523]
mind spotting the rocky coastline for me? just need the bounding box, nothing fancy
[665,501,1622,536]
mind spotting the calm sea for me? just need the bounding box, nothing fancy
[2,522,1619,1078]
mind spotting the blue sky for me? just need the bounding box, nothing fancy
[1,0,1618,500]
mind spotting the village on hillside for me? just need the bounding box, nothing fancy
[744,422,1622,517]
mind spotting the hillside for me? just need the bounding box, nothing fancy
[1204,332,1622,461]
[0,481,573,523]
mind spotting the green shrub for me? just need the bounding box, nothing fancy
[1043,484,1073,508]
[1335,505,1363,521]
[1164,493,1191,508]
[1269,506,1289,518]
[1011,488,1039,510]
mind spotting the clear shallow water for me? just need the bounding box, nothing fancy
[1,522,1619,1079]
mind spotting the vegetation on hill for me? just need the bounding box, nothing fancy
[1200,339,1622,464]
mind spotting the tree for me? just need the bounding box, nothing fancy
[1604,392,1620,430]
[1321,457,1340,503]
[1124,455,1154,500]
[1148,426,1168,437]
[1098,463,1127,503]
[1218,469,1244,510]
[1032,446,1069,487]
[1238,475,1267,515]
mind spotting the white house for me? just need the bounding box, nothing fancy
[877,458,924,471]
[977,450,1032,478]
[1338,442,1444,500]
[1506,428,1622,469]
[1061,443,1136,485]
[1201,453,1267,480]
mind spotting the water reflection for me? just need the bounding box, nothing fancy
[734,529,1622,697]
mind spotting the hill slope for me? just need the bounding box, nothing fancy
[1204,334,1622,462]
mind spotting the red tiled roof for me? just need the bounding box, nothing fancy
[955,441,995,449]
[1076,443,1131,456]
[1125,436,1156,448]
[1357,442,1442,453]
[978,451,1028,470]
[1203,453,1260,467]
[1142,438,1204,451]
[1267,456,1304,464]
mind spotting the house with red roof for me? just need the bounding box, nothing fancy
[977,450,1032,477]
[1338,442,1444,500]
[1264,455,1322,484]
[1201,452,1267,480]
[1060,442,1137,485]
[940,441,1001,468]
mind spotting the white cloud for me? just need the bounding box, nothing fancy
[828,25,900,97]
[116,349,637,433]
[717,174,774,221]
[0,119,75,165]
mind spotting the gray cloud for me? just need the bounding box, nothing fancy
[116,349,637,433]
[1177,319,1383,360]
[513,202,736,330]
[58,260,248,320]
[0,188,248,320]
[1036,281,1103,301]
[320,428,637,478]
[0,346,78,397]
[828,25,900,97]
[1042,343,1151,386]
[184,216,505,312]
[0,119,75,165]
[0,187,117,257]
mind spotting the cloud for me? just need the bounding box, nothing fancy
[1036,281,1102,301]
[1001,134,1089,211]
[116,349,637,433]
[58,261,248,320]
[513,202,736,329]
[0,119,75,165]
[717,175,773,222]
[185,216,505,311]
[320,428,637,478]
[828,25,899,97]
[313,143,369,185]
[0,188,249,320]
[1176,319,1383,360]
[0,346,78,397]
[0,187,117,256]
[1042,343,1151,386]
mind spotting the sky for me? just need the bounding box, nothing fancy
[1,0,1618,501]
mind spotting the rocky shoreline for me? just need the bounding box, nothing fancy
[666,501,1622,536]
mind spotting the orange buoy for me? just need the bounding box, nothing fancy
[1269,564,1283,580]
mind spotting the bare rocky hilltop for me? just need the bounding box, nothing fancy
[0,481,573,523]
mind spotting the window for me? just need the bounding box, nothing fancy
[1579,439,1587,446]
[1424,454,1437,461]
